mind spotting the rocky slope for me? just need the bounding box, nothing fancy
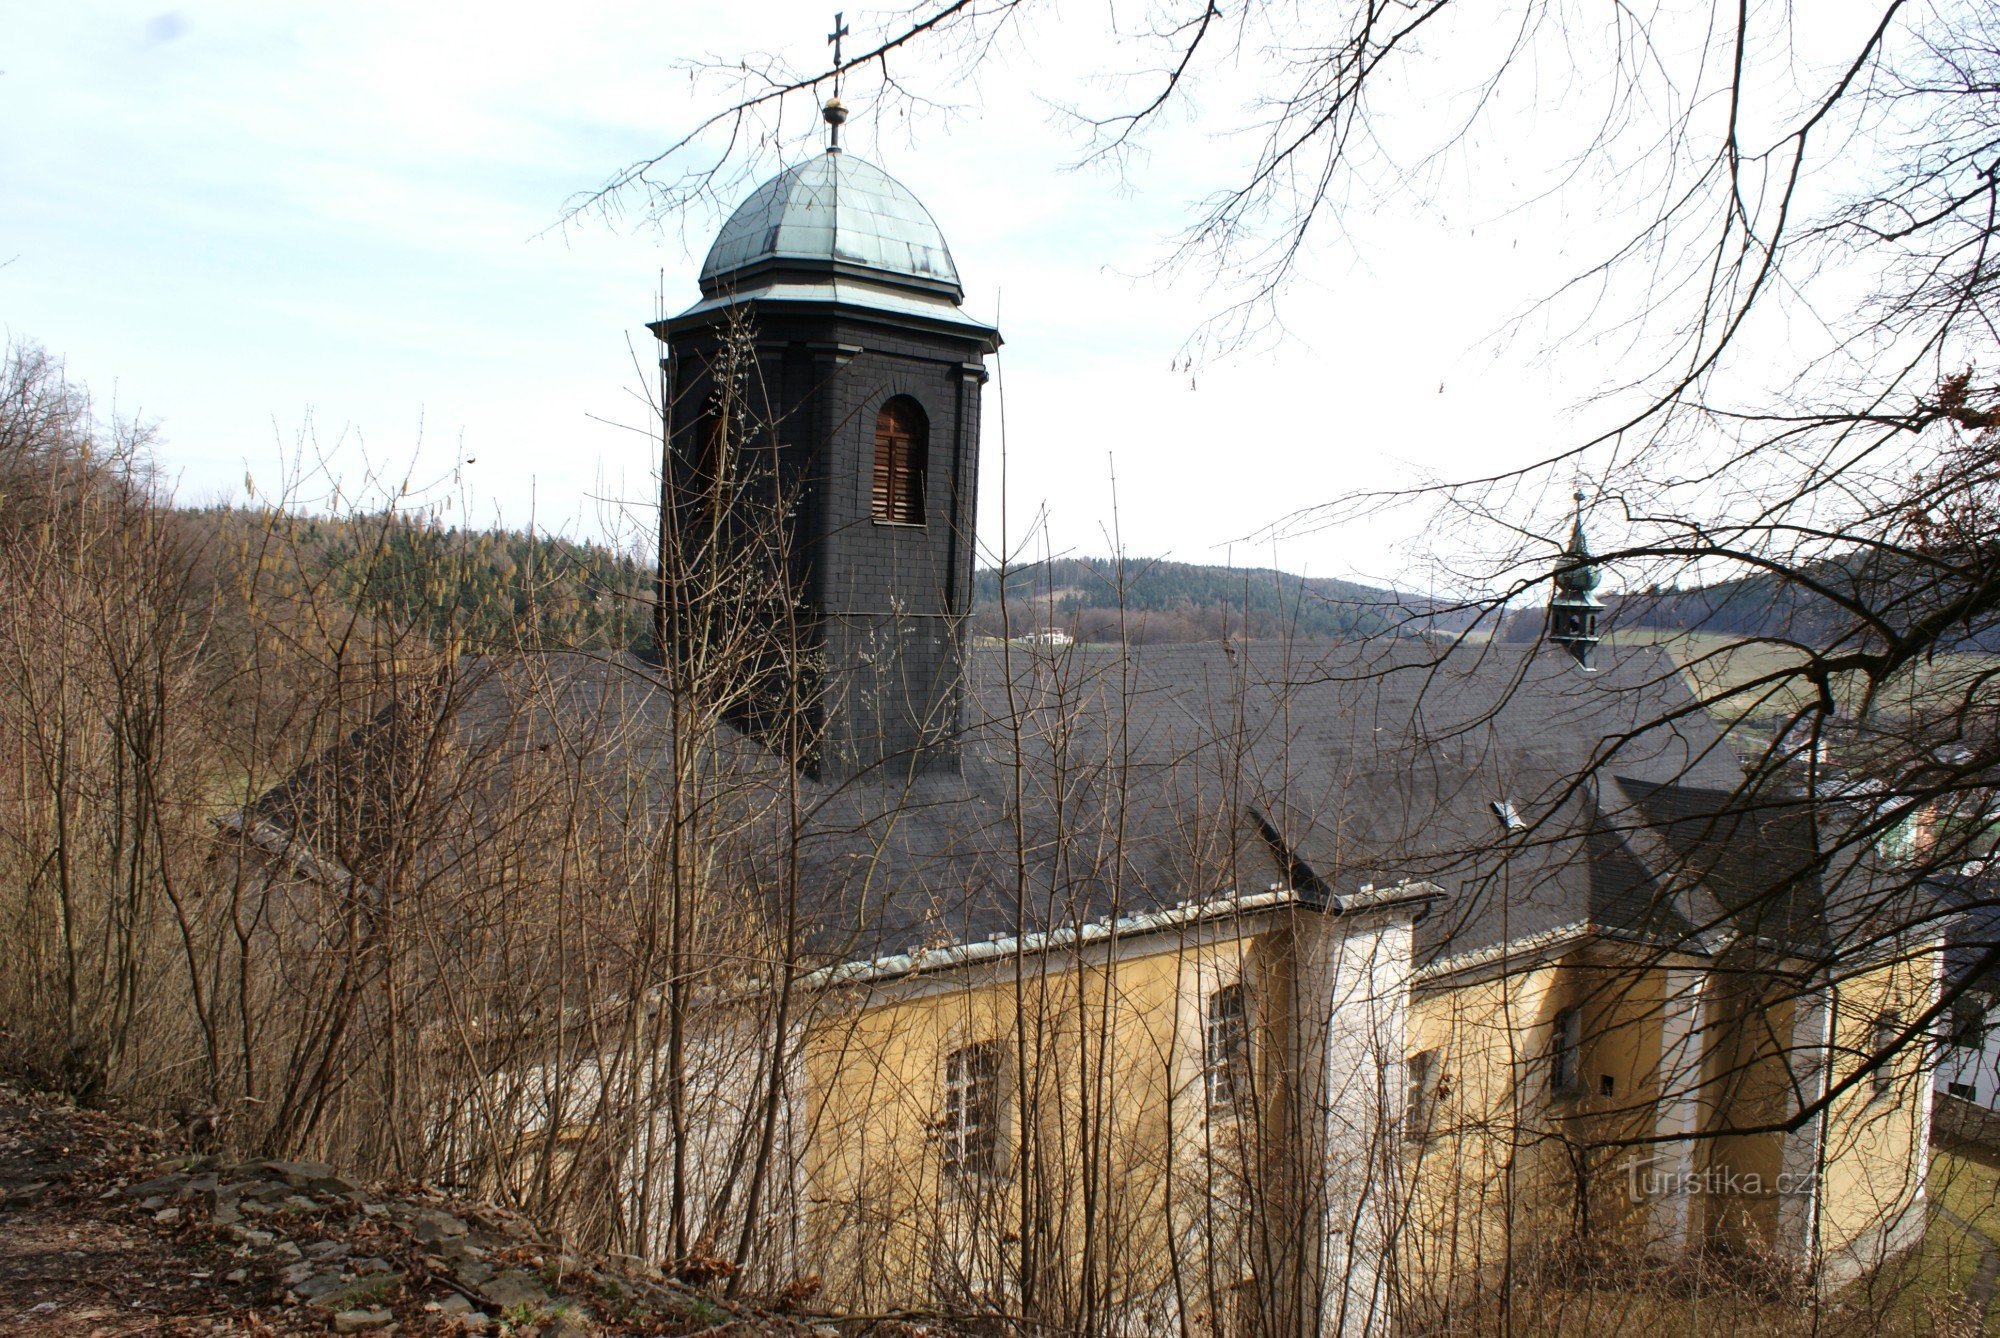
[0,1084,851,1335]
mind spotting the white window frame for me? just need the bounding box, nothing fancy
[1406,1048,1442,1143]
[941,1041,1004,1178]
[1550,1006,1583,1098]
[1205,982,1251,1115]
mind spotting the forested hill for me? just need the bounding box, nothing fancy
[172,510,1433,650]
[193,509,1983,653]
[175,506,660,654]
[971,557,1420,642]
[1608,560,2000,652]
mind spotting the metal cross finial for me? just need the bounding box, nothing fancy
[824,11,852,151]
[828,11,849,81]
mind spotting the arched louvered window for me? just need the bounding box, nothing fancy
[872,396,928,525]
[694,408,727,487]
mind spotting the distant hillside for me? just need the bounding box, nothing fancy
[1610,570,1844,644]
[174,506,659,654]
[172,511,1462,650]
[971,557,1428,643]
[1611,561,2000,652]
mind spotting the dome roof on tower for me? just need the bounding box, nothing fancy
[699,152,962,298]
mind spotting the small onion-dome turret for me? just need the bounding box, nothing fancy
[1549,492,1604,669]
[1555,515,1602,597]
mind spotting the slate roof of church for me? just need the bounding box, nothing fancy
[237,637,1865,970]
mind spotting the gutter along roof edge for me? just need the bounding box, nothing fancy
[806,880,1447,989]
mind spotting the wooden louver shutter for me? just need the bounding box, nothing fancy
[872,398,926,524]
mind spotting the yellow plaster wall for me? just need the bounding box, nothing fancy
[799,932,1272,1318]
[1565,963,1675,1242]
[1696,972,1796,1250]
[1407,956,1817,1281]
[1816,953,1935,1265]
[1402,961,1564,1286]
[798,934,1938,1316]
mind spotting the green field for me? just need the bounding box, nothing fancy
[1603,627,2000,752]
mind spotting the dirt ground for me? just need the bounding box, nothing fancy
[0,1084,839,1336]
[0,1084,261,1334]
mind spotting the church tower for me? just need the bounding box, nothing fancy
[1548,491,1603,669]
[651,101,999,779]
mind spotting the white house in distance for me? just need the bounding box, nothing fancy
[1933,866,2000,1108]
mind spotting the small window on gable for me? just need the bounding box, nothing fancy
[941,1041,1003,1177]
[1550,1006,1582,1098]
[1206,983,1251,1113]
[872,396,928,525]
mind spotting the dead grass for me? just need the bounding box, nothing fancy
[1436,1149,2000,1336]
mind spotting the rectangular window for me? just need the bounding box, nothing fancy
[1550,1007,1582,1097]
[942,1042,1004,1177]
[1949,1081,1978,1101]
[1953,996,1987,1051]
[1406,1048,1442,1143]
[1871,1012,1901,1100]
[1206,983,1251,1113]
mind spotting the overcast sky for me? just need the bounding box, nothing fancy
[4,1,1743,588]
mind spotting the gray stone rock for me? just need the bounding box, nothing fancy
[543,1309,595,1338]
[122,1175,187,1199]
[456,1260,495,1287]
[281,1194,320,1214]
[210,1202,241,1226]
[227,1225,274,1247]
[430,1292,475,1316]
[413,1209,468,1242]
[478,1268,550,1310]
[306,1239,352,1261]
[245,1159,335,1186]
[296,1273,358,1302]
[331,1307,393,1333]
[428,1236,474,1264]
[304,1272,405,1311]
[152,1206,181,1224]
[3,1180,49,1207]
